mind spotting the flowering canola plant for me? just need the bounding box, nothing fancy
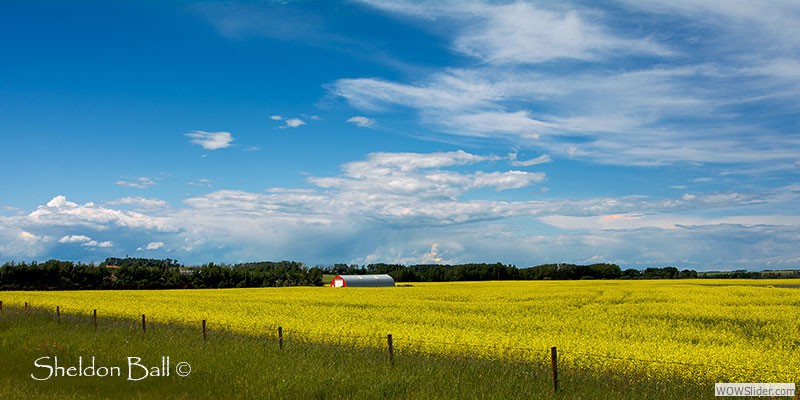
[3,279,798,383]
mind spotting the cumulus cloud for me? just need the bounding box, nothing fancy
[83,240,113,248]
[284,118,306,128]
[58,235,92,244]
[344,150,495,172]
[0,228,50,258]
[138,241,164,251]
[19,230,47,243]
[271,116,308,129]
[346,116,375,128]
[307,150,542,201]
[185,131,235,150]
[1,151,798,268]
[28,195,173,231]
[57,234,112,248]
[421,243,446,264]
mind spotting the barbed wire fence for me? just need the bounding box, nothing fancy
[2,301,798,393]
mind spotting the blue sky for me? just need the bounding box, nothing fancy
[1,0,799,269]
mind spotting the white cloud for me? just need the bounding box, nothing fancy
[509,152,552,167]
[185,131,235,150]
[108,197,168,209]
[331,1,800,168]
[58,234,92,244]
[360,1,672,64]
[28,195,174,232]
[345,150,495,172]
[539,213,800,231]
[447,111,553,139]
[57,234,112,248]
[180,151,547,231]
[307,150,542,201]
[453,2,672,64]
[621,0,800,52]
[284,118,306,128]
[0,228,49,257]
[188,178,213,188]
[1,152,798,268]
[346,116,375,128]
[138,241,164,251]
[565,146,578,158]
[330,76,490,112]
[271,115,310,129]
[82,240,113,248]
[332,65,799,165]
[421,243,444,264]
[115,177,156,189]
[20,230,47,243]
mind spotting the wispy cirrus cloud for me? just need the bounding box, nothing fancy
[188,178,212,188]
[115,177,156,189]
[508,152,551,167]
[108,197,168,209]
[329,1,800,168]
[358,0,672,63]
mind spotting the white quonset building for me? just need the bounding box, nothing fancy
[330,274,395,287]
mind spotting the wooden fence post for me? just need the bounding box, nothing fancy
[93,309,97,331]
[387,334,394,365]
[202,320,207,341]
[25,302,28,314]
[550,346,558,392]
[278,326,283,349]
[142,314,146,333]
[56,306,60,323]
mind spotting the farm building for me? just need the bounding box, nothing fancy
[330,274,395,287]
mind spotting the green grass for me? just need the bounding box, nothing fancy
[0,306,736,399]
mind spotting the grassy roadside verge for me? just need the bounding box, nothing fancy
[1,306,729,399]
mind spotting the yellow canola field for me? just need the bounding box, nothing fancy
[2,279,798,383]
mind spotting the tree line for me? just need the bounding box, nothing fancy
[323,263,700,281]
[1,258,797,291]
[0,258,322,290]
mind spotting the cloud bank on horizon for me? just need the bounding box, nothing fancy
[0,1,798,269]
